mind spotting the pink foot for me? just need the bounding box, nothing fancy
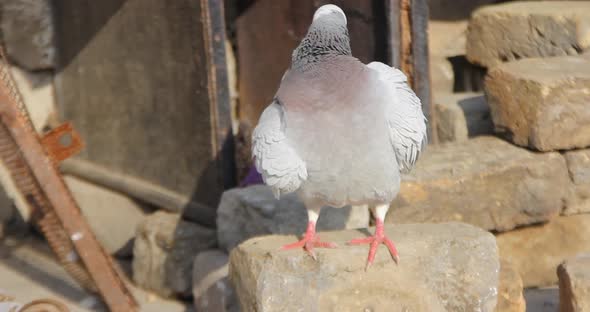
[347,218,399,270]
[280,221,337,260]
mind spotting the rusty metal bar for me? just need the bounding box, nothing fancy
[0,49,138,312]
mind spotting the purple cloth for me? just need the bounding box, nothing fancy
[240,165,263,187]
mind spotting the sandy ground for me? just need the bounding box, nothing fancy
[0,234,193,312]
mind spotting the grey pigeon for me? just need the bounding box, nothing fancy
[252,4,427,269]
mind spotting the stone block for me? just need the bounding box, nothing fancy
[485,54,590,151]
[564,149,590,215]
[434,92,493,143]
[558,253,590,312]
[387,137,569,232]
[132,211,216,297]
[230,222,499,312]
[496,260,525,312]
[496,215,590,287]
[467,2,590,68]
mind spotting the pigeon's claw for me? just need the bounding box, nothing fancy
[347,218,399,270]
[280,221,337,260]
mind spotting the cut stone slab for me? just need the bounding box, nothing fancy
[558,253,590,312]
[496,261,525,312]
[0,0,56,70]
[387,136,569,232]
[428,21,468,95]
[192,250,238,312]
[496,214,590,287]
[64,176,149,257]
[564,149,590,215]
[428,0,498,20]
[217,185,369,252]
[133,211,216,298]
[230,222,500,312]
[466,1,590,68]
[485,54,590,151]
[434,92,493,143]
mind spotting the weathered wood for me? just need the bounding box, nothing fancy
[387,0,434,142]
[236,0,377,128]
[53,0,232,226]
[411,0,434,141]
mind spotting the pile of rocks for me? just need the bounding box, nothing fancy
[424,1,590,311]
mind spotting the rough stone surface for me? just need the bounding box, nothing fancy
[496,261,525,312]
[564,149,590,215]
[496,215,590,287]
[429,21,468,95]
[230,222,500,312]
[485,54,590,151]
[217,185,370,252]
[0,0,56,70]
[434,92,493,143]
[133,211,216,297]
[193,250,238,312]
[466,2,590,68]
[64,176,148,257]
[11,66,57,133]
[386,136,569,232]
[558,253,590,312]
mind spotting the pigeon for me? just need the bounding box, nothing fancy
[252,4,427,269]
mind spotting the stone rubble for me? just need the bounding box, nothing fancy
[193,249,238,312]
[133,211,216,297]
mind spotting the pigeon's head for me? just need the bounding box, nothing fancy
[291,4,352,67]
[312,4,347,25]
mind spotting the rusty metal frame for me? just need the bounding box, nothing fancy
[0,49,137,311]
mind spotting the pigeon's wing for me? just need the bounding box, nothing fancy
[368,62,427,173]
[252,100,307,198]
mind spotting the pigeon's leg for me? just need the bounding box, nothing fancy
[280,204,337,260]
[347,204,399,270]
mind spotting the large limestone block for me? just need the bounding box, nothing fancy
[217,185,369,252]
[496,215,590,287]
[485,54,590,151]
[564,149,590,215]
[558,253,590,312]
[387,137,569,232]
[467,2,590,68]
[230,223,500,312]
[133,211,216,297]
